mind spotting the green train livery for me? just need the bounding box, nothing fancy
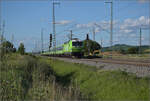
[42,38,84,57]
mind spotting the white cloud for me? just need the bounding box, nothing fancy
[120,16,150,34]
[130,34,136,37]
[123,29,133,33]
[76,22,95,28]
[95,27,100,33]
[56,20,72,25]
[138,0,149,3]
[75,20,118,33]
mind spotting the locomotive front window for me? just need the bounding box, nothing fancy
[72,42,83,46]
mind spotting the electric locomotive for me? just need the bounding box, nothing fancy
[42,38,84,57]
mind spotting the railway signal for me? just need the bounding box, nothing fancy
[49,34,52,49]
[86,34,89,40]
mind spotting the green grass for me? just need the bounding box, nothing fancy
[48,58,150,100]
[0,53,84,101]
[1,53,150,101]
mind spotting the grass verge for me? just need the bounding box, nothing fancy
[48,58,150,100]
[0,53,150,101]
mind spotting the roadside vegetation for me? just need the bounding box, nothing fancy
[0,53,85,101]
[49,58,150,100]
[1,53,150,101]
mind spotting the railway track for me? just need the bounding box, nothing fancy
[42,54,150,67]
[82,58,150,67]
[49,56,150,67]
[45,56,150,77]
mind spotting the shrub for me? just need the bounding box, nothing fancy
[18,43,25,55]
[127,47,139,54]
[83,40,101,55]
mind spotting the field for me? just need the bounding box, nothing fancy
[0,53,150,100]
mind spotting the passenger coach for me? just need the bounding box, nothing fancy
[42,38,84,57]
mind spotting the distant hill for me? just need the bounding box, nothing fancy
[102,44,150,53]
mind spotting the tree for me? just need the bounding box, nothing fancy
[127,47,139,54]
[119,48,127,54]
[18,43,25,55]
[83,40,101,55]
[0,41,16,53]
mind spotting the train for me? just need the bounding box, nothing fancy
[42,38,84,57]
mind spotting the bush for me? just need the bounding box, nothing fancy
[119,49,127,54]
[18,43,25,55]
[83,40,101,55]
[0,41,16,53]
[127,47,139,54]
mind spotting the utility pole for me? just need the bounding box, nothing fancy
[70,30,72,40]
[139,28,142,55]
[41,28,44,53]
[93,27,95,41]
[65,30,73,40]
[101,38,103,48]
[86,33,90,56]
[11,34,14,44]
[2,20,5,42]
[52,2,60,53]
[105,1,113,58]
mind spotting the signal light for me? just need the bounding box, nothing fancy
[49,34,52,48]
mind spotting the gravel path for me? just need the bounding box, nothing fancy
[51,57,150,77]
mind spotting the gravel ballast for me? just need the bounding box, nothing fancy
[51,57,150,77]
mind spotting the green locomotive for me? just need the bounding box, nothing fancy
[42,38,84,57]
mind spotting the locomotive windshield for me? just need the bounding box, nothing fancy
[72,42,83,47]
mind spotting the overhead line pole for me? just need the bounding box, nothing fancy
[41,28,44,53]
[139,28,142,55]
[70,30,72,40]
[11,34,14,45]
[52,2,60,53]
[105,1,113,58]
[93,27,95,41]
[2,20,5,42]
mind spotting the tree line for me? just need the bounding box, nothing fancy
[0,40,25,57]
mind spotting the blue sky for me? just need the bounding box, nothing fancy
[0,0,150,52]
